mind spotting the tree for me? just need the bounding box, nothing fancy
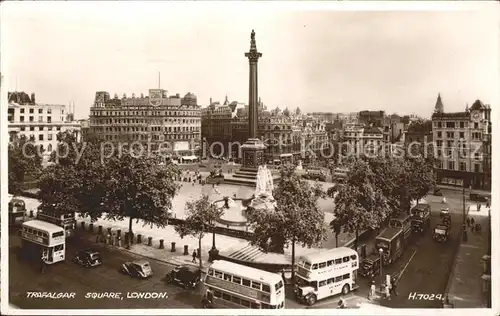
[295,107,301,116]
[175,194,224,270]
[103,150,180,241]
[39,136,108,221]
[246,164,327,280]
[8,134,43,194]
[331,159,391,250]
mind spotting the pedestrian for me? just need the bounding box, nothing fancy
[192,250,197,263]
[466,217,471,227]
[338,297,346,309]
[369,281,376,300]
[385,284,391,300]
[441,196,447,204]
[390,277,398,296]
[470,217,475,227]
[40,257,46,274]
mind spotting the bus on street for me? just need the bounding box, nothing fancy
[294,247,359,306]
[19,220,66,264]
[203,260,285,309]
[36,210,76,238]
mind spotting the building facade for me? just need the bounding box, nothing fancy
[89,89,201,157]
[431,96,492,189]
[7,91,81,161]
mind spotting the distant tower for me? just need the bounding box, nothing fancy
[465,103,469,112]
[434,93,444,113]
[224,95,229,105]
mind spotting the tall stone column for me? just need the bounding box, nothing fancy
[240,30,265,171]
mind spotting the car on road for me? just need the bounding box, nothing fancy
[433,224,450,242]
[165,264,202,289]
[73,250,102,267]
[120,260,153,279]
[359,254,381,279]
[433,188,443,196]
[440,208,450,218]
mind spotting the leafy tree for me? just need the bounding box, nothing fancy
[103,150,180,240]
[8,133,43,194]
[331,159,391,250]
[175,194,224,270]
[246,164,327,280]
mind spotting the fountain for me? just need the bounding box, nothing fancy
[215,165,276,227]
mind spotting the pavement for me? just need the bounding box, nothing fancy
[445,204,490,308]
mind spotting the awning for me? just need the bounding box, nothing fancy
[280,153,293,157]
[181,155,198,160]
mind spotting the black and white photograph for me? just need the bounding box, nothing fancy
[1,1,498,314]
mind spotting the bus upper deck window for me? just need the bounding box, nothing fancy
[343,256,349,262]
[312,264,318,270]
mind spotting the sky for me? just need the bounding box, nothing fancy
[2,2,499,120]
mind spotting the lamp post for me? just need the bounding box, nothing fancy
[379,248,384,287]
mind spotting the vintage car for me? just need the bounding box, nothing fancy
[433,188,443,196]
[440,208,450,218]
[120,260,153,279]
[73,249,102,267]
[469,192,489,202]
[165,265,201,289]
[433,224,450,242]
[359,254,381,279]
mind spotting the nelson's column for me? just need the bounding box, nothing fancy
[229,30,266,185]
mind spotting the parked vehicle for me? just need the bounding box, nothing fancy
[359,254,381,279]
[375,227,405,266]
[120,260,153,279]
[73,250,102,267]
[165,265,201,289]
[433,224,450,242]
[410,204,431,234]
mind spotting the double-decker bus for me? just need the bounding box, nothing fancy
[8,197,26,224]
[36,209,76,238]
[19,220,65,264]
[294,247,359,306]
[204,260,285,309]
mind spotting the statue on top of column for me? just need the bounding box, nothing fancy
[251,30,255,41]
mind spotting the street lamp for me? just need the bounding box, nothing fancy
[379,248,384,286]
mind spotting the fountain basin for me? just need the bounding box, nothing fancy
[214,198,248,227]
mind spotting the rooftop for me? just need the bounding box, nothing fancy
[210,260,282,283]
[22,220,64,232]
[298,247,357,263]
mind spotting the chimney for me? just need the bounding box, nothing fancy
[210,97,212,105]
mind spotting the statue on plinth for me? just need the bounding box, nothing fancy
[251,165,276,211]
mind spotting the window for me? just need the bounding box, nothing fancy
[223,273,232,281]
[48,134,52,141]
[38,109,43,114]
[251,281,261,290]
[54,244,64,251]
[335,276,343,283]
[30,127,35,131]
[343,256,349,262]
[29,108,34,114]
[474,122,479,129]
[38,116,43,122]
[47,116,52,123]
[52,231,64,238]
[343,274,350,280]
[47,109,52,114]
[39,134,44,141]
[214,290,222,298]
[275,280,284,291]
[20,127,25,131]
[29,116,34,122]
[327,260,334,266]
[20,116,25,122]
[446,132,454,138]
[448,161,455,170]
[207,269,214,276]
[459,132,464,139]
[231,296,240,305]
[446,122,455,128]
[459,162,466,171]
[232,276,241,284]
[437,122,442,128]
[350,255,357,261]
[214,271,222,278]
[241,299,250,307]
[319,262,326,269]
[262,284,270,293]
[222,293,231,301]
[460,122,465,128]
[327,278,334,284]
[242,278,251,287]
[475,164,480,172]
[312,264,318,270]
[335,258,342,264]
[20,108,25,113]
[319,280,327,287]
[250,302,260,309]
[437,131,442,138]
